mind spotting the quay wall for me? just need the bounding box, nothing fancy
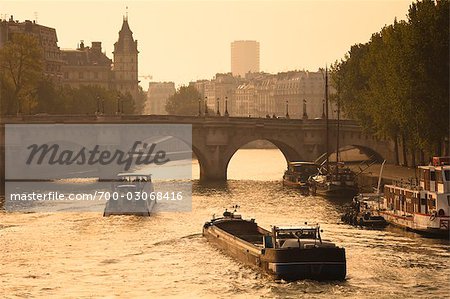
[354,163,417,192]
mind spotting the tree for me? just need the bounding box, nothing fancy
[331,0,449,164]
[0,33,43,115]
[133,86,147,114]
[165,85,201,115]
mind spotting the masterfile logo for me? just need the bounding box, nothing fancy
[26,141,170,171]
[4,124,193,212]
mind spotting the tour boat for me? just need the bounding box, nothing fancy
[379,157,450,237]
[341,193,388,228]
[202,208,346,281]
[282,161,319,193]
[103,172,155,216]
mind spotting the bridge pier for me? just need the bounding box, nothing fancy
[198,145,228,181]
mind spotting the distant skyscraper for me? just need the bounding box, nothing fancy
[231,40,260,78]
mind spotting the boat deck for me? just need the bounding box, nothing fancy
[215,219,266,247]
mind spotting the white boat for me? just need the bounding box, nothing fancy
[379,157,450,237]
[103,172,155,216]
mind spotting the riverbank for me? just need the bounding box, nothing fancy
[353,163,417,192]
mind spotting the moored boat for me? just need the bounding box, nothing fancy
[341,193,388,228]
[309,163,359,198]
[282,162,319,193]
[202,208,346,281]
[308,66,359,199]
[379,157,450,237]
[103,172,155,216]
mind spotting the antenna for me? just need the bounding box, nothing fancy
[125,6,128,21]
[34,11,38,23]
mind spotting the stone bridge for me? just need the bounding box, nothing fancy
[0,114,395,188]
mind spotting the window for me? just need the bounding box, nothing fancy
[430,171,436,181]
[444,170,450,181]
[79,72,84,79]
[436,171,443,183]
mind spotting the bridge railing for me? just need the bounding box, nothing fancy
[0,114,360,127]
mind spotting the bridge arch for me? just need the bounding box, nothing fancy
[316,144,385,164]
[193,136,302,180]
[225,138,302,166]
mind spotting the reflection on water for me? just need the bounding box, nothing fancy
[1,149,449,298]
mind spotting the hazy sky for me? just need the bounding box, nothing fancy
[2,0,413,89]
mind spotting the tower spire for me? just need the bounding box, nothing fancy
[125,6,128,21]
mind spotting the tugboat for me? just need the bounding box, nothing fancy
[203,207,346,281]
[283,162,319,194]
[379,157,450,237]
[341,160,388,228]
[341,194,388,228]
[103,172,155,216]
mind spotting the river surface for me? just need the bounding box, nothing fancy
[1,149,449,298]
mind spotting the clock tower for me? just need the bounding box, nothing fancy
[113,14,139,101]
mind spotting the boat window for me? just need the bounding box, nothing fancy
[430,171,436,181]
[436,171,443,183]
[444,170,450,181]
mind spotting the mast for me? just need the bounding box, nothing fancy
[325,66,330,174]
[336,94,340,177]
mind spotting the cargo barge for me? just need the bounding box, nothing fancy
[202,209,346,281]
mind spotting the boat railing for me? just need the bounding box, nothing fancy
[391,178,422,190]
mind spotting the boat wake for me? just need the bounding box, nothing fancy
[151,233,202,246]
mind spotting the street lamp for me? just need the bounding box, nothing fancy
[224,96,229,117]
[285,100,290,119]
[216,97,221,116]
[96,96,100,115]
[204,96,209,116]
[116,95,121,115]
[302,99,308,120]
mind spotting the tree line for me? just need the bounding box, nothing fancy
[165,85,215,115]
[331,0,449,166]
[0,33,145,116]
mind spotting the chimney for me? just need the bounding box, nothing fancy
[91,41,102,52]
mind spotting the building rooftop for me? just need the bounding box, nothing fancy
[61,42,111,66]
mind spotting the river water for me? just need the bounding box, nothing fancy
[1,149,449,298]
